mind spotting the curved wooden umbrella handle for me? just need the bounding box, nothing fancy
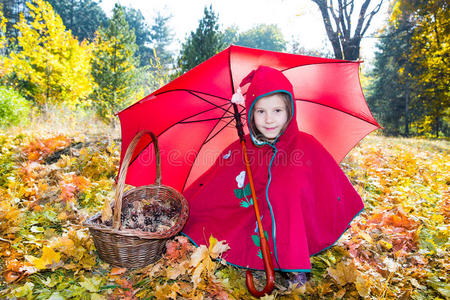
[246,235,275,297]
[232,103,275,297]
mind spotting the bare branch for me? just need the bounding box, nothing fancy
[354,0,372,38]
[311,0,384,59]
[329,0,342,34]
[344,0,354,34]
[336,0,347,38]
[361,0,384,36]
[312,0,344,58]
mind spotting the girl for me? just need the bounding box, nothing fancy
[182,66,364,286]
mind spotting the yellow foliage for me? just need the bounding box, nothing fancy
[0,7,11,78]
[327,261,357,286]
[25,246,61,270]
[9,0,93,107]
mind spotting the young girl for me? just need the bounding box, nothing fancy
[182,66,364,286]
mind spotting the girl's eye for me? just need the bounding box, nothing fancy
[275,109,283,113]
[256,109,264,114]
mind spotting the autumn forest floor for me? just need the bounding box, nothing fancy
[0,112,448,299]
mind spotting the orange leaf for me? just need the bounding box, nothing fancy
[3,270,20,283]
[110,267,127,276]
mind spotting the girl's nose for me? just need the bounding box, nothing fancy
[265,113,274,123]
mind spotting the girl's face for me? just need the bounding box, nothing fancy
[253,94,289,141]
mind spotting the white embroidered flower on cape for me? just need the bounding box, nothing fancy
[235,170,246,188]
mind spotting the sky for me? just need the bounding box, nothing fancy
[99,0,390,63]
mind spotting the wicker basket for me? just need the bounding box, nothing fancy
[84,130,189,269]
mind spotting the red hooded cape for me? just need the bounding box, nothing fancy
[182,66,364,271]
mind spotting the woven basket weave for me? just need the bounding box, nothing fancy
[85,130,189,269]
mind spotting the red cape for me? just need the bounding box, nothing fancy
[182,66,364,271]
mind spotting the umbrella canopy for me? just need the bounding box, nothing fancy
[118,45,380,192]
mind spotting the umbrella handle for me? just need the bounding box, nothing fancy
[239,140,275,297]
[246,235,275,297]
[232,103,275,296]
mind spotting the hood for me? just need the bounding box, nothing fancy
[239,66,298,146]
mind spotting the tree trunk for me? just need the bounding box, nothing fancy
[314,1,344,59]
[343,38,361,61]
[404,77,409,137]
[311,0,384,61]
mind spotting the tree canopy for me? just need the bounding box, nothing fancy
[178,5,225,74]
[368,0,449,137]
[90,3,139,123]
[123,6,153,67]
[8,0,93,108]
[234,24,287,52]
[46,0,107,42]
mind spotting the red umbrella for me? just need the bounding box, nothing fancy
[117,45,380,296]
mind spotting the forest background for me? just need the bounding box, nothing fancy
[0,0,448,299]
[0,0,448,136]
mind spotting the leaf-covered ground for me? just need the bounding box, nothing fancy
[0,126,448,299]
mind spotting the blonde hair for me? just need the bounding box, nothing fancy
[249,92,293,143]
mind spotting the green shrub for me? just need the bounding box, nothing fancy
[0,86,32,128]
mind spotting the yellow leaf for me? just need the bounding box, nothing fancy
[79,276,102,293]
[359,232,373,244]
[209,240,230,259]
[355,273,371,297]
[191,262,204,288]
[209,235,217,252]
[25,246,61,270]
[48,236,75,256]
[327,261,356,285]
[101,198,112,223]
[90,294,106,300]
[166,263,187,280]
[378,239,393,250]
[335,288,346,299]
[190,245,209,268]
[155,282,178,299]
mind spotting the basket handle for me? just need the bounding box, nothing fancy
[113,130,161,230]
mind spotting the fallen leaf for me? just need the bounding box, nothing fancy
[110,267,127,276]
[355,273,371,297]
[191,262,204,288]
[209,239,230,259]
[101,198,112,223]
[3,270,20,283]
[335,288,346,299]
[25,246,61,270]
[166,263,187,280]
[327,261,356,285]
[79,276,103,293]
[190,245,209,268]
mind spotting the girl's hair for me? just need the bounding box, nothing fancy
[249,92,293,143]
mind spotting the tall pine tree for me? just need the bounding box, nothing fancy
[149,12,174,68]
[123,6,154,67]
[367,20,414,136]
[46,0,107,42]
[178,5,225,74]
[91,3,138,123]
